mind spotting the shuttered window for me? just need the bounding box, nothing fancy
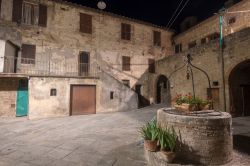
[22,1,39,25]
[12,0,47,27]
[122,56,130,71]
[0,0,2,15]
[153,31,161,46]
[80,13,92,34]
[122,80,130,87]
[175,43,182,53]
[21,44,36,64]
[38,4,47,27]
[121,23,131,40]
[12,0,23,23]
[188,41,197,49]
[148,59,155,73]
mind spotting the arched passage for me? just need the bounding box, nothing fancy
[229,60,250,117]
[156,75,170,105]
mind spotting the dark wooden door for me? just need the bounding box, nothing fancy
[79,52,89,76]
[243,86,250,116]
[70,85,96,115]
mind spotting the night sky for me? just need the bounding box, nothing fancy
[66,0,229,32]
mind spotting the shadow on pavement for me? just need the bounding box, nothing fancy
[233,134,250,154]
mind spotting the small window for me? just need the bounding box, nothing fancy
[228,17,236,24]
[122,80,130,87]
[21,44,36,64]
[50,89,57,96]
[122,56,130,71]
[148,59,155,73]
[22,1,39,25]
[188,41,196,49]
[80,13,92,34]
[208,33,220,41]
[110,91,114,100]
[175,43,182,53]
[121,23,131,40]
[153,31,161,46]
[201,38,207,44]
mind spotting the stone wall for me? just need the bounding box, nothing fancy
[149,28,250,112]
[28,74,137,119]
[174,0,250,52]
[0,78,19,117]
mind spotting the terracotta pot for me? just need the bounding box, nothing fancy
[144,140,158,152]
[201,104,210,110]
[160,150,176,163]
[175,103,198,112]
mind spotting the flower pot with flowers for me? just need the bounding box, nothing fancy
[173,93,211,112]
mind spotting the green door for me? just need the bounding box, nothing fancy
[16,80,28,117]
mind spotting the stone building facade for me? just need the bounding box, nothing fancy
[149,0,250,117]
[0,0,173,118]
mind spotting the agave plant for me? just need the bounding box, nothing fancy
[139,119,159,141]
[158,127,177,152]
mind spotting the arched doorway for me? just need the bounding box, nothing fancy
[156,75,170,105]
[229,60,250,117]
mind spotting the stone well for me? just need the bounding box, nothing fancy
[157,108,233,165]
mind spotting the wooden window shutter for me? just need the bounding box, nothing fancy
[12,0,23,23]
[122,56,130,71]
[39,4,47,27]
[148,59,155,73]
[121,23,131,40]
[21,44,36,64]
[80,13,92,34]
[153,31,161,46]
[0,0,2,15]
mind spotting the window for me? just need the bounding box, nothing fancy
[153,31,161,46]
[110,91,114,100]
[0,0,2,16]
[201,38,207,44]
[80,13,92,34]
[121,23,131,40]
[50,89,57,96]
[148,59,155,73]
[22,1,39,25]
[12,0,47,27]
[122,56,130,71]
[188,41,196,49]
[175,43,182,53]
[21,44,36,64]
[228,17,236,24]
[79,52,90,76]
[208,33,220,41]
[122,80,130,87]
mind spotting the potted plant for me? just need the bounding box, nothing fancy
[139,119,159,152]
[173,93,211,112]
[158,127,177,163]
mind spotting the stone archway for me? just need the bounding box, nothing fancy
[156,75,170,105]
[229,60,250,117]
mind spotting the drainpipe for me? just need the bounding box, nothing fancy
[219,9,227,112]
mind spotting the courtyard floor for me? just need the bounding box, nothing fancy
[0,105,250,166]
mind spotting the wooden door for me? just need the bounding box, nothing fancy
[79,52,89,76]
[70,85,96,115]
[210,88,220,111]
[243,86,250,116]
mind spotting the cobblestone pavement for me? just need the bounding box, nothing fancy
[0,106,250,166]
